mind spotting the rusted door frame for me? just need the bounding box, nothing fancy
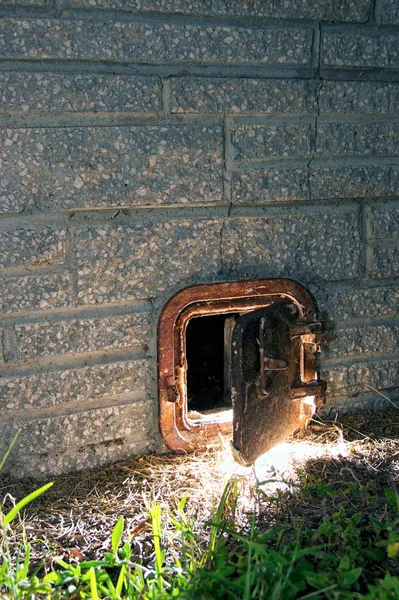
[158,279,320,454]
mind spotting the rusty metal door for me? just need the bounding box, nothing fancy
[231,301,326,464]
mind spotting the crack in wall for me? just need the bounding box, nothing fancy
[219,201,233,277]
[54,0,63,15]
[160,76,171,115]
[219,112,235,277]
[307,22,322,202]
[307,81,322,202]
[367,0,378,24]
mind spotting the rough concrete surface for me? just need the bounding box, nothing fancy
[0,73,161,114]
[0,19,313,66]
[62,0,372,22]
[0,125,223,212]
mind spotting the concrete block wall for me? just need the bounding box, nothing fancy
[0,0,398,476]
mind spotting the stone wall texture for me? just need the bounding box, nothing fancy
[0,0,398,476]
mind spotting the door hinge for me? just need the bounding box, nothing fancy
[291,380,327,406]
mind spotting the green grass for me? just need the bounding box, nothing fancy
[2,476,399,599]
[2,429,399,599]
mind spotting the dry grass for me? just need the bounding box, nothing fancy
[2,406,399,569]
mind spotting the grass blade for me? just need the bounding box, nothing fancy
[88,566,99,600]
[111,515,124,556]
[209,478,238,555]
[0,430,21,472]
[18,544,31,581]
[244,509,256,600]
[115,563,126,596]
[3,482,53,525]
[149,503,164,591]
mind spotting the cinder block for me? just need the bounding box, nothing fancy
[324,324,399,359]
[232,168,310,204]
[0,360,151,410]
[323,358,399,397]
[372,245,399,278]
[318,81,399,115]
[14,313,152,360]
[0,73,161,113]
[368,204,399,239]
[75,220,222,305]
[316,122,399,157]
[310,165,399,200]
[0,228,66,269]
[379,0,399,25]
[62,0,372,22]
[0,401,156,477]
[0,273,72,314]
[222,211,360,282]
[1,0,51,4]
[322,30,399,68]
[171,78,317,115]
[0,367,91,410]
[321,394,396,416]
[231,123,313,160]
[90,361,153,398]
[0,125,223,212]
[0,18,313,66]
[315,286,399,320]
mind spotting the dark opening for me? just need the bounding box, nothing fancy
[186,314,233,413]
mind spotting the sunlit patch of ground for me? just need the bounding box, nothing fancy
[1,407,399,568]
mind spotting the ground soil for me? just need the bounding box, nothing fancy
[1,406,399,570]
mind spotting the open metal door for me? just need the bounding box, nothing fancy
[231,301,326,464]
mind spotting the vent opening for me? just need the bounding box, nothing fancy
[186,314,234,415]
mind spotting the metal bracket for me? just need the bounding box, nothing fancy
[291,380,327,405]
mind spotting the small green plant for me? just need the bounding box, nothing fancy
[0,430,54,598]
[362,571,399,599]
[296,470,337,499]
